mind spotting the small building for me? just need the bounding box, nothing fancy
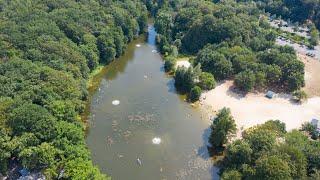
[311,119,320,132]
[266,91,276,99]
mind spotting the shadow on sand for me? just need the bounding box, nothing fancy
[225,81,303,106]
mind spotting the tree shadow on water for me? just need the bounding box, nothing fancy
[160,64,165,72]
[197,127,222,179]
[197,127,211,159]
[166,79,177,94]
[166,78,188,96]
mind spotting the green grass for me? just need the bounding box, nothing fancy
[87,65,104,88]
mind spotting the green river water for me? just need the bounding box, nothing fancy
[86,25,219,180]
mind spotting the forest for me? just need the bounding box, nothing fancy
[244,0,320,30]
[234,0,320,49]
[153,0,305,101]
[209,108,320,179]
[0,0,319,179]
[0,0,147,178]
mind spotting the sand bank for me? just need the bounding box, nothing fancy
[298,54,320,97]
[200,81,320,135]
[175,58,191,69]
[200,52,320,135]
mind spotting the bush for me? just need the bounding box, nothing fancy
[164,59,175,72]
[195,49,233,80]
[310,25,319,47]
[189,86,202,102]
[209,108,236,148]
[292,90,307,102]
[221,169,242,180]
[254,71,266,89]
[255,155,291,179]
[262,120,287,135]
[234,71,256,92]
[287,73,305,92]
[174,67,195,93]
[198,72,216,90]
[301,122,319,139]
[225,140,253,166]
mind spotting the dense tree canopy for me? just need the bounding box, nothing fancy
[246,0,320,30]
[220,120,320,179]
[198,72,216,90]
[154,0,305,93]
[1,0,318,179]
[152,1,319,179]
[0,0,148,178]
[234,70,256,92]
[174,66,196,93]
[189,86,202,102]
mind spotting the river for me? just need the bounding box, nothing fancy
[86,25,218,180]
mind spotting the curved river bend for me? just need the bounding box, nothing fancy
[86,26,218,180]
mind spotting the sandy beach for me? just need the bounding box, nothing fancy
[299,54,320,97]
[175,58,191,69]
[200,54,320,135]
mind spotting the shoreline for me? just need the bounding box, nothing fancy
[81,35,147,130]
[80,64,106,131]
[174,50,320,138]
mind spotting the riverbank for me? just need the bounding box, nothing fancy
[80,65,105,129]
[81,36,147,129]
[87,65,105,88]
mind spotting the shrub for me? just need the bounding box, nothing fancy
[174,67,195,93]
[292,90,307,102]
[198,72,216,90]
[209,108,236,148]
[221,169,242,180]
[234,71,256,92]
[301,122,319,139]
[164,59,175,72]
[189,86,202,102]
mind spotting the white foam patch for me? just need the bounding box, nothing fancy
[112,100,120,106]
[152,137,161,145]
[136,44,141,47]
